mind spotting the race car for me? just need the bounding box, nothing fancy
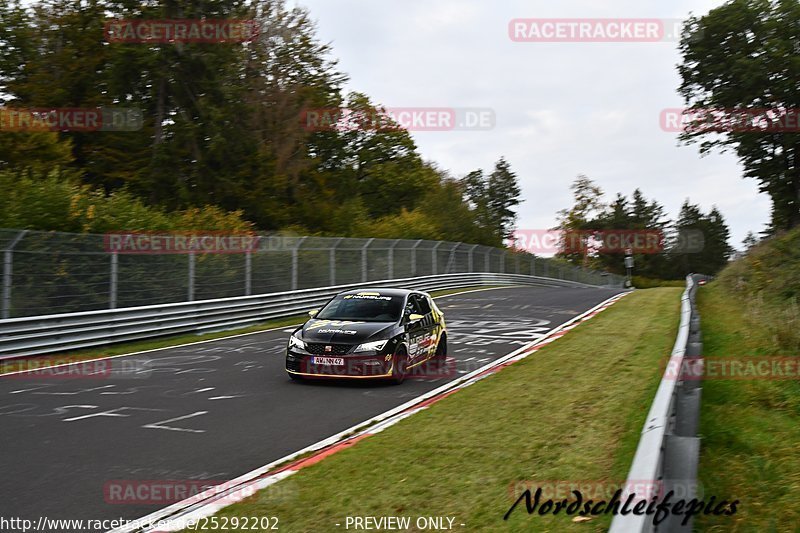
[285,288,447,384]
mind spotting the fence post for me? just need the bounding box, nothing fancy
[110,252,118,309]
[431,241,442,275]
[292,236,308,291]
[2,230,28,319]
[244,251,252,296]
[515,254,520,274]
[484,248,490,272]
[499,250,505,273]
[188,252,196,301]
[531,255,536,276]
[362,238,374,283]
[388,239,399,279]
[411,240,422,277]
[468,244,478,272]
[330,237,343,286]
[445,243,459,274]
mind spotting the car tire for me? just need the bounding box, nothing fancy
[391,347,409,385]
[432,336,447,361]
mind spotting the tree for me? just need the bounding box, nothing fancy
[671,200,732,276]
[485,157,522,240]
[555,175,605,264]
[677,0,800,231]
[743,231,759,250]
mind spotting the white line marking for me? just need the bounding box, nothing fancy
[63,406,159,422]
[208,396,243,400]
[143,411,208,434]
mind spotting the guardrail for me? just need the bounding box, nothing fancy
[0,272,605,360]
[609,274,703,533]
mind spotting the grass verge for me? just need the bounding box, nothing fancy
[695,283,800,532]
[0,286,501,375]
[191,288,682,532]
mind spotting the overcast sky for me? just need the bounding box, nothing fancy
[296,0,769,249]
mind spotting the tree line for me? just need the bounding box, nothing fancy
[0,0,521,246]
[555,176,732,278]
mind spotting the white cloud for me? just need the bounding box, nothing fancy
[298,0,770,246]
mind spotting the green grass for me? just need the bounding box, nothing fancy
[192,288,683,532]
[716,226,800,351]
[632,276,686,289]
[695,282,800,532]
[0,286,498,375]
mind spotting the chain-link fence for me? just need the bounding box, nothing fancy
[0,229,626,319]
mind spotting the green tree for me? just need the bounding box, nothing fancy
[485,157,522,240]
[677,0,800,231]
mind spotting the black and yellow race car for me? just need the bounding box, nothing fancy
[285,288,447,384]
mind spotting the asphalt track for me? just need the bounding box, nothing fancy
[0,285,624,529]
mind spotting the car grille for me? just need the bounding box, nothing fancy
[305,343,352,355]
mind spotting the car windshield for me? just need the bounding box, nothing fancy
[316,293,404,322]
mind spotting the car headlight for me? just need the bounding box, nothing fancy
[288,334,305,350]
[354,339,388,353]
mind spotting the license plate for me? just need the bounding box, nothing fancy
[312,357,344,366]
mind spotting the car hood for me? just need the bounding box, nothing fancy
[300,319,395,344]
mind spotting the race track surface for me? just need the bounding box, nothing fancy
[0,285,624,527]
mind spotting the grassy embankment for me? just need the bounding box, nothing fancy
[696,227,800,531]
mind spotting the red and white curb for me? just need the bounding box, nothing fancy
[111,290,630,533]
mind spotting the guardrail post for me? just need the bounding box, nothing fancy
[2,230,28,319]
[110,252,118,309]
[244,251,252,296]
[188,252,196,301]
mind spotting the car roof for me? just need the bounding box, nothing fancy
[336,288,421,297]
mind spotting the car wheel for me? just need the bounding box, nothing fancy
[391,347,409,385]
[432,336,447,361]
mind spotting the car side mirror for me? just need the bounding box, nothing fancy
[308,308,319,318]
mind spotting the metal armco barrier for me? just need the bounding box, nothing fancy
[609,274,704,533]
[0,272,599,360]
